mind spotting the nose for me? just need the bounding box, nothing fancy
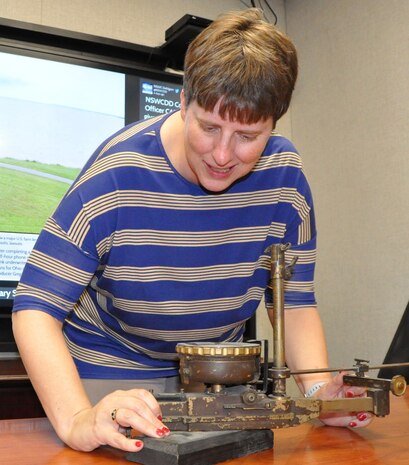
[212,136,234,166]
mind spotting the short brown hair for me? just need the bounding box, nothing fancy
[183,8,298,125]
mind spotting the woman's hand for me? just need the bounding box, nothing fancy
[65,388,170,452]
[12,311,170,453]
[315,371,373,428]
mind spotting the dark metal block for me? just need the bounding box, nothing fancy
[126,429,274,465]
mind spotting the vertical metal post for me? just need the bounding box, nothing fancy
[269,243,291,396]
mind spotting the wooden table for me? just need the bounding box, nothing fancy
[1,392,408,465]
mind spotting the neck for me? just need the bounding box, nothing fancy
[160,111,193,183]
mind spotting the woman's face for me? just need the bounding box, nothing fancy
[179,93,273,192]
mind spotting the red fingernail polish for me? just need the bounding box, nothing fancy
[346,391,354,398]
[349,421,357,428]
[156,428,165,437]
[135,440,143,447]
[357,413,367,422]
[157,415,163,421]
[162,426,170,434]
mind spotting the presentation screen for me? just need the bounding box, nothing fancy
[0,51,125,291]
[0,50,182,307]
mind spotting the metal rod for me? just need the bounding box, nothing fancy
[269,244,289,395]
[271,244,286,369]
[289,362,409,376]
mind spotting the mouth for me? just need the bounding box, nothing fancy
[204,162,235,178]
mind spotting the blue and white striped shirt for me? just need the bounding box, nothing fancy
[14,113,317,379]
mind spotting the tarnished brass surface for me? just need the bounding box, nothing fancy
[177,342,261,386]
[320,397,373,413]
[153,386,323,432]
[151,383,386,432]
[176,342,261,357]
[390,375,406,396]
[269,244,288,396]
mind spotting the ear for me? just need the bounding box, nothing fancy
[180,89,186,121]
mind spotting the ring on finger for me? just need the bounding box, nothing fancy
[111,408,118,421]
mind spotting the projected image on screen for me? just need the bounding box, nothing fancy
[139,78,181,120]
[0,51,125,282]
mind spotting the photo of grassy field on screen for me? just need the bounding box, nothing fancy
[0,51,125,280]
[0,51,125,234]
[0,157,79,233]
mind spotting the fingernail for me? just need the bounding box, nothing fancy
[157,415,163,421]
[349,421,357,428]
[135,440,143,448]
[156,427,169,436]
[357,413,367,422]
[346,391,354,398]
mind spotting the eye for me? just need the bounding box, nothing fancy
[198,121,218,133]
[238,133,256,142]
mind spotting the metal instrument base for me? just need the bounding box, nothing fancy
[126,430,274,465]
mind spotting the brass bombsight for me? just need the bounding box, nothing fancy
[130,244,408,433]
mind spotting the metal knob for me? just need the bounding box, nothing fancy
[390,375,407,396]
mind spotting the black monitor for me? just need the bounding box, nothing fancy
[378,301,409,382]
[0,281,16,353]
